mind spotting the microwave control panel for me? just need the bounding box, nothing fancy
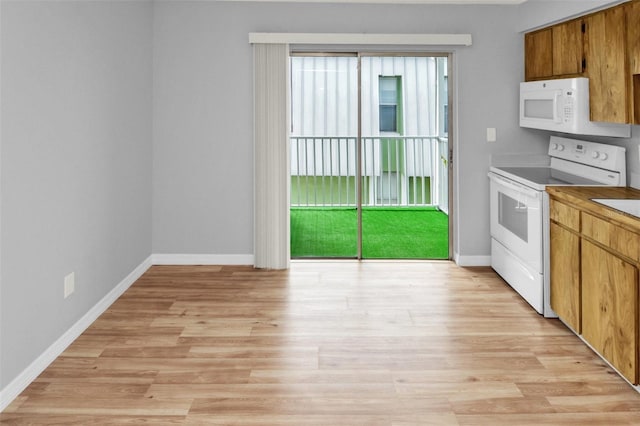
[563,91,574,122]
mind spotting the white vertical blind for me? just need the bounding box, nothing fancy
[253,43,290,269]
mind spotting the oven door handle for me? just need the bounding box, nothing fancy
[488,172,540,200]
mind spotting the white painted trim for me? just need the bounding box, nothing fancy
[0,0,4,412]
[249,33,472,46]
[0,256,153,412]
[151,254,254,265]
[454,253,492,267]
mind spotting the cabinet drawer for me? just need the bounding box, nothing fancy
[550,199,580,231]
[582,213,640,261]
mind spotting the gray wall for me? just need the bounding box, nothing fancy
[152,2,255,254]
[518,0,625,32]
[0,1,153,388]
[151,1,548,262]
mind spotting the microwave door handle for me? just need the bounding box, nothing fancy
[489,173,540,200]
[553,90,563,123]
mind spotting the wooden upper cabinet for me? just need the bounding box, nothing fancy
[629,1,640,75]
[552,19,584,76]
[628,0,640,124]
[524,20,583,81]
[583,5,629,123]
[525,28,553,80]
[524,2,640,124]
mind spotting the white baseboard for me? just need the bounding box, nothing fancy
[454,253,492,267]
[151,253,254,265]
[0,255,153,413]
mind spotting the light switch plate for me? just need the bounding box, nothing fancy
[487,128,497,142]
[64,272,75,299]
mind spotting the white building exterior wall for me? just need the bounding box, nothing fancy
[291,56,444,138]
[290,55,448,207]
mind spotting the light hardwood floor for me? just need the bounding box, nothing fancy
[3,262,640,425]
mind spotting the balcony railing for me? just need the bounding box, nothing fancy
[291,136,448,210]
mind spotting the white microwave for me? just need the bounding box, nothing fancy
[520,77,630,138]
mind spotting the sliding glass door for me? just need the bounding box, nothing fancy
[290,53,450,259]
[290,54,359,258]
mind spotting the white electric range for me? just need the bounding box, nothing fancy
[488,136,626,317]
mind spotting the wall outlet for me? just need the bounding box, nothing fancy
[487,127,497,142]
[64,272,75,299]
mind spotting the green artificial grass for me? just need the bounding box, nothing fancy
[290,207,449,259]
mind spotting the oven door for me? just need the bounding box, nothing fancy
[489,172,543,273]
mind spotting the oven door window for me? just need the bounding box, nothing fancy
[498,192,528,242]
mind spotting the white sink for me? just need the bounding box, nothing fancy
[591,198,640,218]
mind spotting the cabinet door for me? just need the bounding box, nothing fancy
[628,0,640,124]
[550,222,581,332]
[525,28,553,81]
[582,240,638,384]
[584,5,629,123]
[552,19,584,76]
[629,0,640,75]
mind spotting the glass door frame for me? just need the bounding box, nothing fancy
[289,50,453,260]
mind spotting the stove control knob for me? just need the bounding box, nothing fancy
[600,153,609,161]
[557,144,565,151]
[592,151,600,159]
[551,143,558,150]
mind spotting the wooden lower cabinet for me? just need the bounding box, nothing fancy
[550,222,581,332]
[581,240,639,384]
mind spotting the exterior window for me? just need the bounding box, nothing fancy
[379,76,401,133]
[380,105,397,132]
